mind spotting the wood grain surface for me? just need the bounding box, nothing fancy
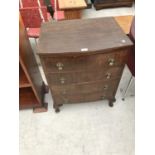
[38,17,133,54]
[19,14,48,112]
[38,17,133,112]
[58,0,87,9]
[94,0,133,10]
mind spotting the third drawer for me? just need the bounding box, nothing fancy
[51,79,120,95]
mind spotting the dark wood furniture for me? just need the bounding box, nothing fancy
[93,0,134,10]
[114,16,135,100]
[19,15,48,112]
[37,17,133,112]
[114,15,135,76]
[128,16,135,76]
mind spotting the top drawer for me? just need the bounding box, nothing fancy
[41,49,129,73]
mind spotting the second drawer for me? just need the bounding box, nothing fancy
[46,66,123,86]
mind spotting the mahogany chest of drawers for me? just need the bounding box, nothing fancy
[37,17,133,112]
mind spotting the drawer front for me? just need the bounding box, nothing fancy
[52,91,114,105]
[51,79,120,95]
[47,66,123,86]
[41,50,129,73]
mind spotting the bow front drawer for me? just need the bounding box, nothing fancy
[52,91,115,105]
[40,50,129,73]
[46,66,123,85]
[51,79,120,95]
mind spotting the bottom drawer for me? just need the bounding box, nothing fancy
[52,91,115,105]
[51,79,120,95]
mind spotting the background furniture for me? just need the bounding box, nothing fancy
[92,0,134,10]
[58,0,87,20]
[19,0,45,8]
[43,0,55,18]
[114,15,135,75]
[127,16,135,76]
[114,15,135,99]
[37,17,133,112]
[19,0,51,38]
[114,15,133,34]
[85,0,93,8]
[19,15,48,112]
[49,0,65,21]
[122,16,135,100]
[20,7,49,38]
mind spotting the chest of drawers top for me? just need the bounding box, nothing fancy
[37,17,133,55]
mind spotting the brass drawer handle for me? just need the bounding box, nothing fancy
[56,62,64,70]
[106,73,111,79]
[60,77,65,84]
[108,58,115,66]
[104,85,108,90]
